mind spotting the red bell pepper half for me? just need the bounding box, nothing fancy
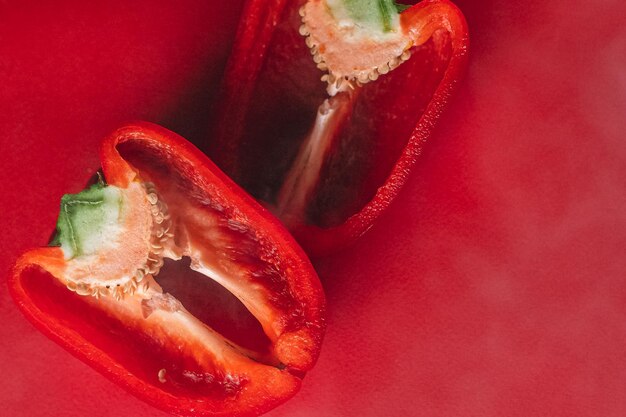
[209,0,469,257]
[9,122,325,417]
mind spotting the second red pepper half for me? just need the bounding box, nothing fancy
[209,0,469,257]
[9,122,325,417]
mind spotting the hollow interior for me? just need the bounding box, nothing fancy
[21,265,249,398]
[227,1,453,227]
[155,257,272,354]
[117,139,305,327]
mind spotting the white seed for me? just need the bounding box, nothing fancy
[358,73,370,83]
[76,284,91,296]
[157,201,168,213]
[147,193,158,205]
[135,269,145,282]
[158,369,167,383]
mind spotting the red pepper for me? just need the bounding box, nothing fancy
[209,0,469,257]
[9,122,325,417]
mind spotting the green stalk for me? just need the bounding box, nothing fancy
[50,183,122,259]
[340,0,406,32]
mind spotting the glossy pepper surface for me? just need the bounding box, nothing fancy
[9,122,325,417]
[210,0,469,256]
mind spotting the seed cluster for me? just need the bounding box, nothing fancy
[299,3,412,92]
[65,182,173,301]
[138,181,174,291]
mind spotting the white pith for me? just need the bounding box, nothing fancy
[276,90,356,223]
[86,281,235,366]
[299,0,413,92]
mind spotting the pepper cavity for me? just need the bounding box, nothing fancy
[276,0,416,221]
[52,180,172,300]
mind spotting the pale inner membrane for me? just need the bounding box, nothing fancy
[55,180,279,375]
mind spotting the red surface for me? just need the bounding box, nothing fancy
[1,1,625,416]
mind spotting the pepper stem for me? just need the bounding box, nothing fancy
[338,0,400,33]
[51,183,123,259]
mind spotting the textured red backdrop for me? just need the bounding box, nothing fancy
[2,0,626,416]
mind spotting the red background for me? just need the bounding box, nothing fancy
[2,0,625,416]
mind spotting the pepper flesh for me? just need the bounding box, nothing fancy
[9,122,325,417]
[209,0,469,256]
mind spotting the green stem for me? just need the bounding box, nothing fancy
[394,2,411,13]
[378,0,393,31]
[340,0,403,32]
[50,183,122,259]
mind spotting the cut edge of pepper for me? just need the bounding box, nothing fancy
[9,121,326,416]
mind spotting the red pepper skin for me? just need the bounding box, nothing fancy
[209,0,469,257]
[9,122,325,417]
